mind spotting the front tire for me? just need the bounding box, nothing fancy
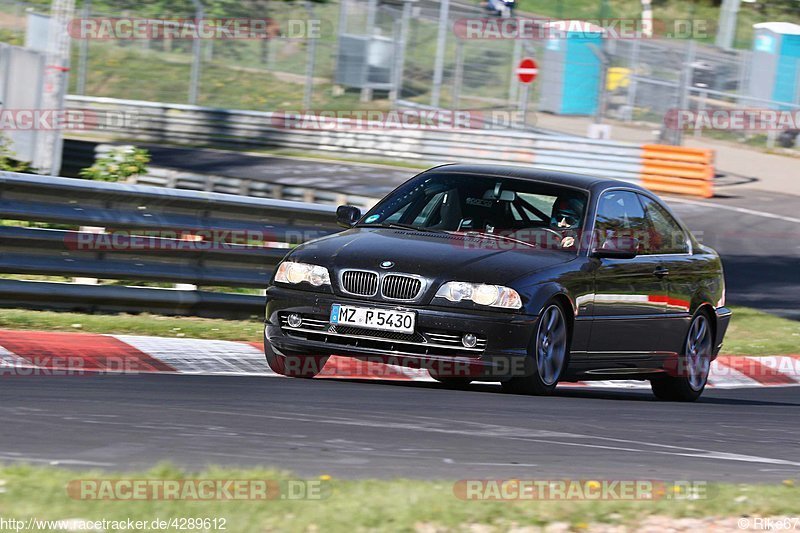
[502,302,569,395]
[431,375,473,389]
[265,347,328,378]
[650,310,713,402]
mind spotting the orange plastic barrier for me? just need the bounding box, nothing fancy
[641,144,714,165]
[639,144,715,198]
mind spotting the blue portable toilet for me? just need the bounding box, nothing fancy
[538,21,605,115]
[748,22,800,108]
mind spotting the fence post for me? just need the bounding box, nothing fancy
[588,43,609,125]
[675,40,696,146]
[360,0,378,103]
[390,0,412,106]
[663,40,695,146]
[303,1,317,110]
[430,0,450,108]
[75,0,90,95]
[508,38,522,106]
[623,39,640,122]
[694,90,707,139]
[452,39,464,110]
[188,0,204,105]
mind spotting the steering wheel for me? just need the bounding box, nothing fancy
[537,227,564,239]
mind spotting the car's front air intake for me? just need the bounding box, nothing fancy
[341,270,379,296]
[382,274,422,300]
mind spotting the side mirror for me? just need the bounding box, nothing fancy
[592,237,639,260]
[336,205,362,228]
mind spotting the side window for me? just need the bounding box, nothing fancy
[639,195,689,254]
[594,191,648,252]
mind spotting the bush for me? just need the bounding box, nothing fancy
[79,145,150,182]
[0,133,34,173]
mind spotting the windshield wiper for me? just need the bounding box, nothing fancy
[359,223,449,234]
[460,230,538,249]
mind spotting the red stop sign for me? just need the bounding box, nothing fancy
[516,58,538,84]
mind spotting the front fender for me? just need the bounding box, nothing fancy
[520,281,577,317]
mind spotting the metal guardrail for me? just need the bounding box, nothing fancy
[65,95,640,173]
[133,167,380,210]
[0,172,340,318]
[64,95,715,198]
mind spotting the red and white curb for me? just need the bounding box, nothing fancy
[0,330,798,389]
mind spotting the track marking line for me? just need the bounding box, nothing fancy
[135,406,800,468]
[667,196,800,224]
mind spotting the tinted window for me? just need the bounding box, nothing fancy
[639,195,689,254]
[359,174,589,250]
[412,191,447,226]
[594,191,648,252]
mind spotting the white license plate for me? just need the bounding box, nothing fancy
[330,304,415,334]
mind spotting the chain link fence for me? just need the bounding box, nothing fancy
[0,0,798,149]
[607,37,800,148]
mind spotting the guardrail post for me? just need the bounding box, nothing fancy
[73,226,104,285]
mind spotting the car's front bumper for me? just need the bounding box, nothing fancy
[714,306,732,356]
[264,285,538,378]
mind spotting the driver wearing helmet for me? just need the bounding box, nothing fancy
[550,196,585,230]
[550,195,586,250]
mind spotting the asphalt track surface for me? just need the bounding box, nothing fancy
[144,144,800,318]
[9,146,794,482]
[0,374,798,481]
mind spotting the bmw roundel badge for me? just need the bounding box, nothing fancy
[380,260,395,269]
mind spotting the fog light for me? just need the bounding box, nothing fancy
[287,313,302,328]
[462,333,477,348]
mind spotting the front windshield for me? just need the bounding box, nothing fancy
[359,173,589,251]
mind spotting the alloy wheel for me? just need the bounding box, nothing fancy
[536,304,567,386]
[685,314,712,391]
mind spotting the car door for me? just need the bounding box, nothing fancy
[638,194,694,354]
[588,190,669,357]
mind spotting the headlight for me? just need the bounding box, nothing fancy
[435,281,522,309]
[274,261,331,287]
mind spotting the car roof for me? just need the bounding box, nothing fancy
[427,163,648,194]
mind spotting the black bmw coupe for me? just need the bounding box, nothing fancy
[264,164,731,401]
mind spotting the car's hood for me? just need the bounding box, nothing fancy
[287,227,574,286]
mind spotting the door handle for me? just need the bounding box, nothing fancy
[653,266,670,278]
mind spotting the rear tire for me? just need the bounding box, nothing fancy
[502,302,569,395]
[650,310,713,402]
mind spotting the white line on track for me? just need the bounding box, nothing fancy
[667,196,800,224]
[143,405,800,469]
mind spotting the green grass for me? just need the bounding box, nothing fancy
[723,306,800,357]
[0,305,797,356]
[0,464,797,532]
[0,309,263,342]
[73,43,367,111]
